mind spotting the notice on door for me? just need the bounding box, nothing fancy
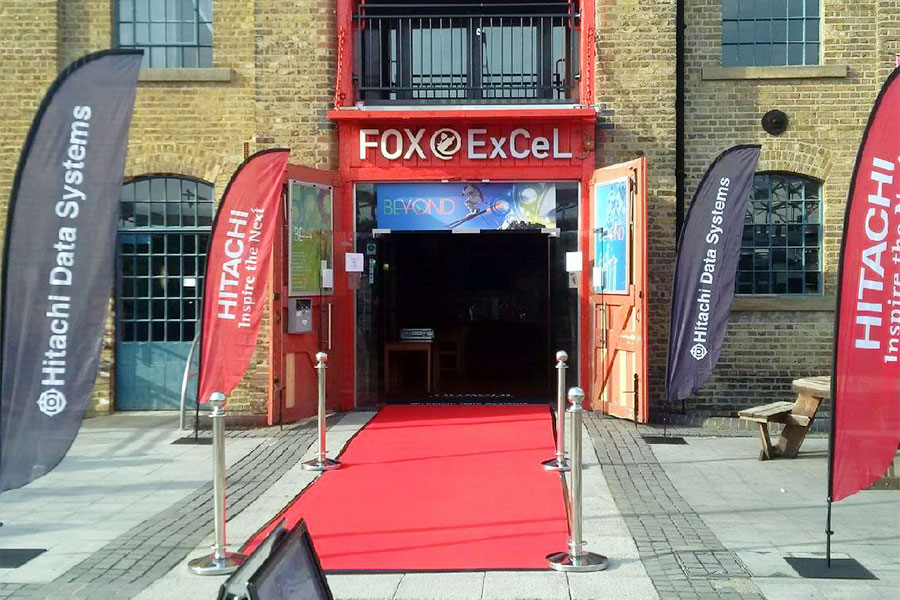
[345,252,364,272]
[593,178,630,294]
[289,182,333,295]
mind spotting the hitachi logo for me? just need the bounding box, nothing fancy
[217,210,249,320]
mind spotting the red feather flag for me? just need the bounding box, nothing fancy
[831,67,900,502]
[198,149,290,404]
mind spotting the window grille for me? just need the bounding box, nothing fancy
[117,176,214,343]
[355,1,579,104]
[737,173,822,295]
[117,0,213,68]
[721,0,820,66]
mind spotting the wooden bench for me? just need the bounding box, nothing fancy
[738,375,830,460]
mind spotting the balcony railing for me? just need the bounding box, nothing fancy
[354,2,580,104]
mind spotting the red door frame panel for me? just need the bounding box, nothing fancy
[581,158,649,422]
[272,1,602,419]
[327,115,597,411]
[269,165,353,425]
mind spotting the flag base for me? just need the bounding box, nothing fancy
[641,435,687,445]
[784,556,877,580]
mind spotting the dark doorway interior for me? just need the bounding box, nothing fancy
[381,232,550,402]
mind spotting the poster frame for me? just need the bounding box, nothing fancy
[592,175,631,295]
[288,180,334,297]
[374,181,558,231]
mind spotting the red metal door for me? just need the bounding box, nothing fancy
[269,165,351,425]
[588,159,648,422]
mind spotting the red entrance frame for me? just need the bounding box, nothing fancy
[268,0,601,419]
[319,109,598,412]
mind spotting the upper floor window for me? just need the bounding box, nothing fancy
[117,0,213,68]
[355,0,580,104]
[722,0,820,67]
[737,173,822,295]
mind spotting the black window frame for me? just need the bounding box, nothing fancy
[736,172,823,296]
[115,0,214,69]
[117,175,215,344]
[721,0,821,67]
[355,0,580,105]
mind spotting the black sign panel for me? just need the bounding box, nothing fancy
[0,50,141,491]
[666,145,761,405]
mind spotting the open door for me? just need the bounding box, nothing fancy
[269,165,351,425]
[588,158,648,422]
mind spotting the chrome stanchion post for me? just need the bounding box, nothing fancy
[547,387,608,572]
[542,351,571,471]
[302,352,341,471]
[189,392,246,575]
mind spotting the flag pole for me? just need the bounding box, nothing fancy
[826,321,839,568]
[826,376,836,568]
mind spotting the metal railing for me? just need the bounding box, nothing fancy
[354,2,580,104]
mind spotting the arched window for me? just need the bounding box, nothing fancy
[116,0,213,68]
[737,172,822,295]
[116,176,214,410]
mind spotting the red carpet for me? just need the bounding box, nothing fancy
[242,405,568,572]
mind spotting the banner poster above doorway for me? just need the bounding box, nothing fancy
[375,182,557,231]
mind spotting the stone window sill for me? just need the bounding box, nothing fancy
[701,65,848,81]
[731,296,835,312]
[138,68,233,83]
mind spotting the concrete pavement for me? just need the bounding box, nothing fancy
[0,413,264,585]
[652,436,900,600]
[0,410,897,600]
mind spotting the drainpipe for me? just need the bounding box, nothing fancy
[675,0,685,247]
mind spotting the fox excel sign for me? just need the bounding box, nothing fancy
[358,126,576,162]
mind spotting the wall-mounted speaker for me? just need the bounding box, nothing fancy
[761,110,788,136]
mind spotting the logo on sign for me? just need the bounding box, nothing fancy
[37,388,67,416]
[690,343,708,361]
[359,127,573,162]
[430,128,462,160]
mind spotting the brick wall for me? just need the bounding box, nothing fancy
[3,1,898,419]
[54,0,261,413]
[254,0,338,168]
[594,0,678,414]
[0,0,59,252]
[0,2,65,398]
[680,0,900,413]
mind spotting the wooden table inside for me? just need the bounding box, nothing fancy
[384,341,433,394]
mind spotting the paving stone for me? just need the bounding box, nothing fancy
[0,418,323,599]
[584,415,766,600]
[566,570,659,600]
[480,570,569,600]
[326,573,404,600]
[394,572,485,600]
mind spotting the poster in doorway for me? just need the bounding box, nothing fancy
[376,182,556,231]
[289,182,333,295]
[593,177,630,294]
